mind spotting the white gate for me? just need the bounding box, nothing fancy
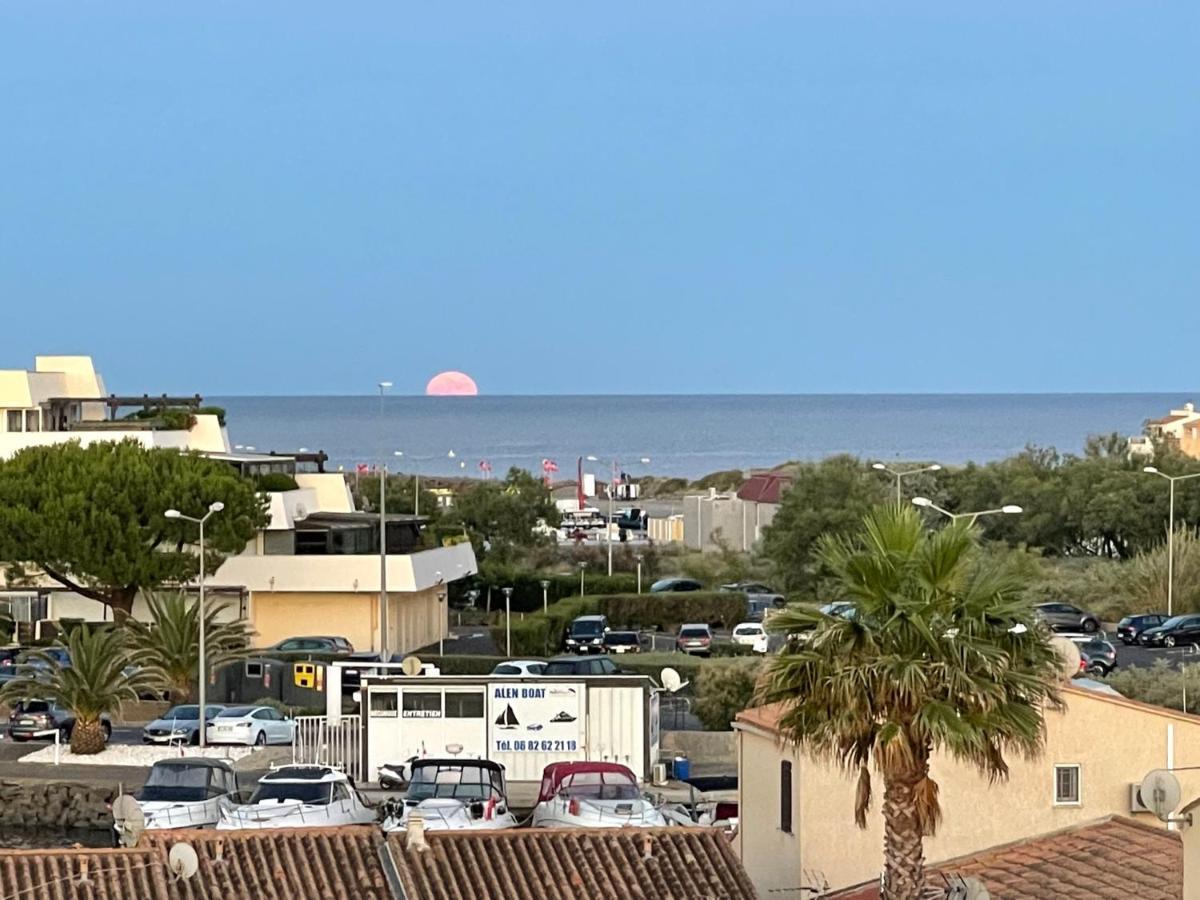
[292,715,362,783]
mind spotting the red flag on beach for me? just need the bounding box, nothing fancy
[355,463,369,475]
[479,459,492,478]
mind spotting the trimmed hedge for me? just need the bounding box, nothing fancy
[692,658,764,730]
[490,592,748,657]
[416,652,710,682]
[466,573,641,613]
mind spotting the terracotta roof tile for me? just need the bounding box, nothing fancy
[827,816,1180,900]
[386,827,758,900]
[0,846,170,899]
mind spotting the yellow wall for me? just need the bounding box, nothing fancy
[737,687,1200,896]
[250,588,445,654]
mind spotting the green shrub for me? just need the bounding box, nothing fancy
[692,658,764,730]
[197,406,227,426]
[254,473,300,492]
[470,571,639,613]
[1104,660,1200,712]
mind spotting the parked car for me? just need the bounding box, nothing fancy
[1074,638,1117,676]
[1139,615,1200,648]
[8,700,111,743]
[266,636,354,655]
[675,624,714,657]
[142,704,226,745]
[1116,614,1169,645]
[205,706,295,746]
[564,615,609,654]
[602,631,642,654]
[0,647,23,684]
[1033,603,1101,634]
[722,583,786,621]
[649,578,704,593]
[491,660,547,676]
[731,622,766,647]
[542,656,621,677]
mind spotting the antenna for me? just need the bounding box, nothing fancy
[111,795,145,848]
[401,656,423,677]
[660,668,688,693]
[1138,769,1182,822]
[1049,637,1082,681]
[167,843,200,880]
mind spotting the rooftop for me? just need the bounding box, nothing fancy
[386,827,758,900]
[826,816,1180,900]
[737,472,792,504]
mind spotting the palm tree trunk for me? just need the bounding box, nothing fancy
[881,770,926,900]
[70,719,107,755]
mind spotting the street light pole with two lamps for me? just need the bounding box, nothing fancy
[378,381,393,660]
[1142,466,1200,616]
[164,501,224,748]
[871,462,942,505]
[585,455,651,576]
[911,496,1023,527]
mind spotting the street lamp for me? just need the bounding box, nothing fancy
[871,462,942,505]
[635,553,644,594]
[911,496,1023,526]
[377,382,393,659]
[539,579,551,616]
[586,455,650,576]
[578,561,588,597]
[164,501,224,748]
[1142,466,1200,616]
[502,587,514,657]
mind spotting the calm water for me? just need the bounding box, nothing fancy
[212,394,1185,479]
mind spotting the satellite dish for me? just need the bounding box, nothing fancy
[111,794,145,847]
[167,843,200,880]
[1139,769,1182,822]
[1050,637,1082,681]
[660,668,686,693]
[445,743,463,756]
[963,877,992,900]
[400,656,423,677]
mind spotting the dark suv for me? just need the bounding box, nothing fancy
[8,700,112,742]
[543,656,621,676]
[1116,614,1168,645]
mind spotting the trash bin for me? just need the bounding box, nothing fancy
[673,755,690,781]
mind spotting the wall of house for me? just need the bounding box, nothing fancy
[249,587,444,654]
[737,688,1200,896]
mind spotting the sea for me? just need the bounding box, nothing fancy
[212,394,1186,480]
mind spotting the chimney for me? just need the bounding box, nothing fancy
[406,811,428,852]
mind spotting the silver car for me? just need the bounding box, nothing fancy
[143,704,226,745]
[1034,602,1100,633]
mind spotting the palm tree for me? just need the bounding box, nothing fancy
[124,592,253,703]
[756,505,1063,900]
[0,625,164,754]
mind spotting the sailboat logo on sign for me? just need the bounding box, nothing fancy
[495,704,519,729]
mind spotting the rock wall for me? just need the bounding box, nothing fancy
[0,780,117,831]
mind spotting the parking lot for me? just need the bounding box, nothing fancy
[1110,637,1200,671]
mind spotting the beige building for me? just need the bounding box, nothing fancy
[734,685,1200,897]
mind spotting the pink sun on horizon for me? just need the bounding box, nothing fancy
[425,370,479,396]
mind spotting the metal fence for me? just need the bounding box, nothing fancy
[292,715,362,782]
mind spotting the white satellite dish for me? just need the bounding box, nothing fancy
[111,794,145,847]
[167,843,200,880]
[400,656,423,677]
[1049,637,1082,681]
[445,743,463,757]
[1139,769,1182,822]
[963,877,991,900]
[660,668,687,693]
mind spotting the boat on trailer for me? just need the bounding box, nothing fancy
[381,758,519,832]
[531,761,670,829]
[216,764,375,830]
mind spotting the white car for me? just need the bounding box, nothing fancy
[490,660,547,676]
[205,705,295,746]
[732,622,766,647]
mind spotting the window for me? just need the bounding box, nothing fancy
[1054,765,1080,805]
[369,690,398,718]
[780,761,793,833]
[244,662,263,679]
[402,691,442,719]
[445,692,484,718]
[5,411,20,433]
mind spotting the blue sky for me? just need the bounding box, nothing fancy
[1,3,1196,396]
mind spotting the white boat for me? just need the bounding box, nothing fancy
[381,758,519,832]
[216,764,375,830]
[531,761,668,829]
[123,758,239,832]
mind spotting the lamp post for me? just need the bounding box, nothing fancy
[587,455,650,576]
[578,561,588,597]
[502,587,513,657]
[635,553,644,594]
[377,382,393,659]
[540,579,551,616]
[1142,467,1200,616]
[164,501,224,748]
[911,496,1023,527]
[871,462,942,505]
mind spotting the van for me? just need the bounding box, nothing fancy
[564,615,609,654]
